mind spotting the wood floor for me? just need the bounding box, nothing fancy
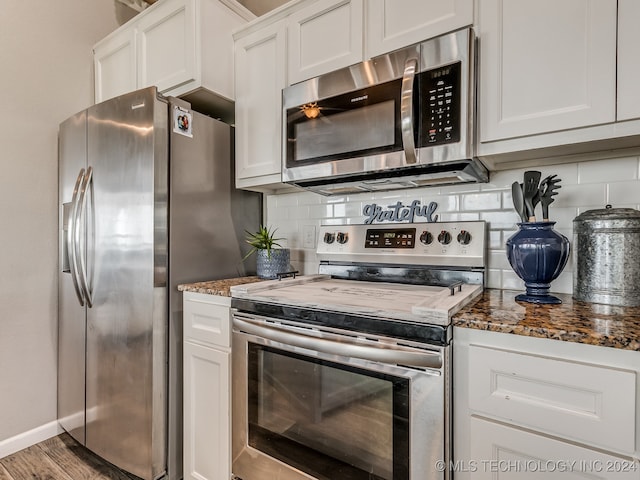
[0,434,141,480]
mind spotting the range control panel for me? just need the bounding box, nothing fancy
[318,221,486,268]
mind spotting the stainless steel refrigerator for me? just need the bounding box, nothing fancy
[58,86,261,480]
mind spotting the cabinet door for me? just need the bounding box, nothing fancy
[617,0,640,121]
[478,0,616,142]
[234,20,286,185]
[287,0,364,85]
[94,29,137,103]
[137,0,197,93]
[366,0,472,58]
[467,344,636,454]
[184,342,230,480]
[183,294,231,348]
[469,417,640,479]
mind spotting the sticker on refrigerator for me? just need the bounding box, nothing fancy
[173,106,193,137]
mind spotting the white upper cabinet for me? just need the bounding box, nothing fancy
[366,0,472,59]
[94,0,253,104]
[234,19,287,190]
[287,0,364,85]
[94,28,137,103]
[478,0,617,143]
[137,0,197,94]
[617,0,640,122]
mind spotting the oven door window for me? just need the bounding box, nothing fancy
[247,343,409,480]
[286,78,403,167]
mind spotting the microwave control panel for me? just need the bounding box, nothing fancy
[418,62,461,146]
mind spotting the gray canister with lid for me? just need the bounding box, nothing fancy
[573,205,640,306]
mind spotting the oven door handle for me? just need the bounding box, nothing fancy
[233,317,442,370]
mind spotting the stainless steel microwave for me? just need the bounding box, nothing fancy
[282,28,488,195]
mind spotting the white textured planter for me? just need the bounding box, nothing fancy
[256,248,290,279]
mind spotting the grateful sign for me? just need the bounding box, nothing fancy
[362,200,439,224]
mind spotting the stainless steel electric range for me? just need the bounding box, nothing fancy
[230,221,486,480]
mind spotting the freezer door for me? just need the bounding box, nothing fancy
[58,110,88,445]
[167,105,262,479]
[85,87,168,480]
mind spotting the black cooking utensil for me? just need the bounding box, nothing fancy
[539,175,562,221]
[523,171,542,221]
[511,181,527,222]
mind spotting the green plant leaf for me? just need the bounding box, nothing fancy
[242,225,283,261]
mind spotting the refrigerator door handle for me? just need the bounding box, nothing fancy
[77,166,94,308]
[69,168,86,307]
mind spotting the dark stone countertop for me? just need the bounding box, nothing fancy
[453,289,640,351]
[178,276,264,297]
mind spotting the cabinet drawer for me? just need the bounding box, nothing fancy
[470,417,640,479]
[468,345,636,454]
[183,293,231,348]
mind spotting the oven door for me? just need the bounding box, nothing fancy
[231,312,450,480]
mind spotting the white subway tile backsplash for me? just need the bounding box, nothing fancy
[288,206,311,221]
[438,212,480,222]
[487,269,502,289]
[294,191,323,206]
[502,270,524,291]
[308,204,333,219]
[428,194,459,212]
[480,210,520,229]
[275,192,300,207]
[488,230,502,249]
[538,163,579,186]
[553,183,606,208]
[542,206,578,225]
[265,155,640,294]
[578,157,639,184]
[267,206,289,221]
[461,192,502,211]
[484,168,529,189]
[607,181,640,205]
[488,250,511,271]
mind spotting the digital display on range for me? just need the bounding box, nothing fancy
[365,228,416,248]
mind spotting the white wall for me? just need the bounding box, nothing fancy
[0,1,118,444]
[265,156,640,294]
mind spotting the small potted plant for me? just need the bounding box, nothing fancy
[244,225,291,279]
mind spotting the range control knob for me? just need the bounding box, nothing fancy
[336,232,349,244]
[323,232,335,244]
[438,230,452,245]
[419,230,433,245]
[457,230,472,245]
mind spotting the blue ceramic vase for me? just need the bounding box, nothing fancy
[506,222,570,304]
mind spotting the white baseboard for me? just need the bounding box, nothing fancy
[0,421,64,459]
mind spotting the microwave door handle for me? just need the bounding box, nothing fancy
[401,57,418,165]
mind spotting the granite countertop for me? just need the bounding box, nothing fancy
[178,276,264,297]
[453,289,640,351]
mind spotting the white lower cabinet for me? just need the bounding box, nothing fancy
[470,417,639,480]
[454,327,640,480]
[183,292,232,480]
